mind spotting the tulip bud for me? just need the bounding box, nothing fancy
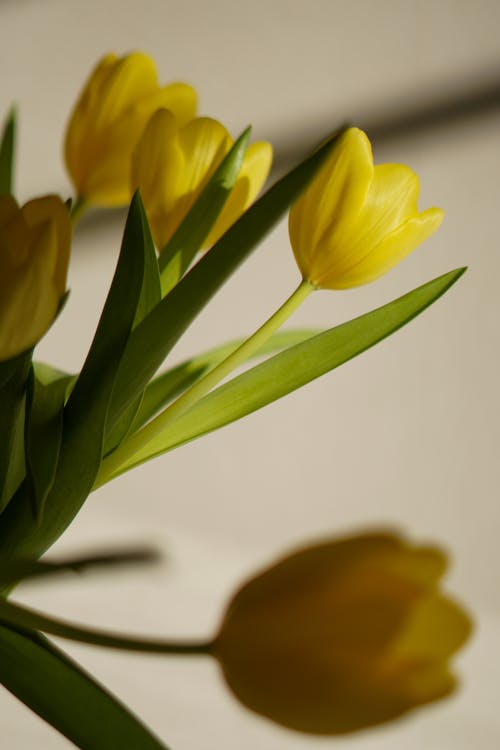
[64,52,197,207]
[289,128,444,289]
[214,531,471,734]
[131,108,272,250]
[0,195,70,361]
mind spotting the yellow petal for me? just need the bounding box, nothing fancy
[159,117,231,248]
[289,128,373,281]
[392,593,473,662]
[0,222,59,360]
[330,207,444,289]
[64,52,197,206]
[135,82,197,126]
[205,141,273,247]
[0,195,71,361]
[131,109,185,248]
[22,196,71,294]
[319,163,421,274]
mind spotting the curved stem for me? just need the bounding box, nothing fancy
[0,599,214,656]
[98,279,313,483]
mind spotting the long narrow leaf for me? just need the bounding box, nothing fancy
[105,268,465,477]
[103,200,161,454]
[0,625,169,750]
[25,367,73,519]
[128,328,319,435]
[106,132,342,435]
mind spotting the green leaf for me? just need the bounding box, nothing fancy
[103,200,161,454]
[0,600,209,656]
[0,107,16,195]
[109,268,465,476]
[0,194,152,561]
[106,132,342,435]
[128,328,319,434]
[0,548,157,591]
[159,127,251,294]
[25,367,73,519]
[0,625,169,750]
[0,352,31,513]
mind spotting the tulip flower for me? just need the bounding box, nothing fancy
[65,52,197,208]
[131,108,272,250]
[0,195,71,361]
[213,532,471,735]
[289,128,444,289]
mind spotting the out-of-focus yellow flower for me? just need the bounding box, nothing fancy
[64,52,197,207]
[289,128,444,289]
[0,195,71,361]
[213,531,471,735]
[131,108,272,250]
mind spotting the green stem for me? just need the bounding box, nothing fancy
[97,279,313,484]
[70,196,87,226]
[0,600,213,656]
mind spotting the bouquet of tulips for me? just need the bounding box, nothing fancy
[0,52,471,749]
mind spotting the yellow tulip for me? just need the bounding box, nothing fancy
[64,52,197,207]
[213,531,471,735]
[0,195,71,361]
[131,108,272,250]
[289,128,444,289]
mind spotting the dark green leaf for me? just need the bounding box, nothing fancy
[25,367,73,519]
[0,107,16,196]
[0,352,31,513]
[0,625,169,749]
[103,200,161,454]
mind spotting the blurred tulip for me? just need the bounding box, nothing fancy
[0,195,71,361]
[289,128,444,289]
[131,108,272,250]
[214,531,471,734]
[65,52,197,207]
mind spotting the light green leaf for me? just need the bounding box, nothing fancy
[128,328,319,434]
[0,107,16,195]
[0,625,169,750]
[106,132,342,435]
[159,127,251,294]
[108,268,465,476]
[0,194,152,561]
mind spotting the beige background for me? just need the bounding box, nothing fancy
[1,0,499,747]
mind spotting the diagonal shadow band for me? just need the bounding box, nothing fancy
[73,69,500,240]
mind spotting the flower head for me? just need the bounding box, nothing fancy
[214,531,471,735]
[131,108,272,250]
[289,128,444,289]
[0,195,71,361]
[64,52,197,207]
